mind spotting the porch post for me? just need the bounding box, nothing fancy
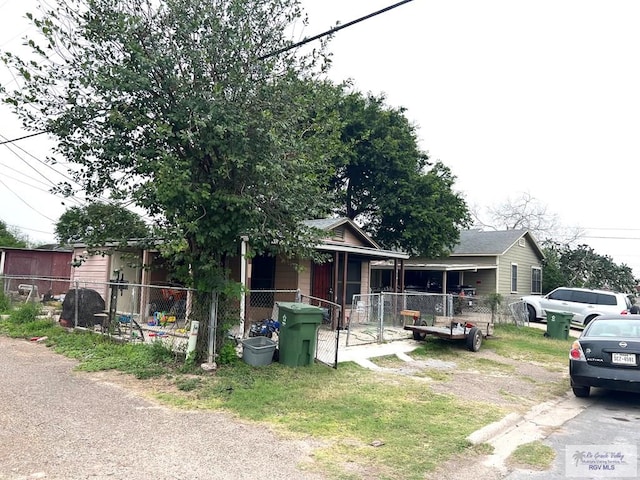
[393,258,398,292]
[333,251,341,328]
[341,251,348,312]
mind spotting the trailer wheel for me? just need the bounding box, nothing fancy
[412,319,428,341]
[466,327,483,352]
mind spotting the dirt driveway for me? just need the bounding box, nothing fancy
[0,332,569,480]
[0,336,325,480]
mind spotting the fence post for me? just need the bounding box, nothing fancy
[74,281,79,328]
[207,291,218,366]
[378,293,385,343]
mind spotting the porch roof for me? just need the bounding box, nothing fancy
[370,260,496,271]
[317,242,409,260]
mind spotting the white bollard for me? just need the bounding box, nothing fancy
[186,320,199,359]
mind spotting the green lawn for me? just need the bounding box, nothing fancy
[1,303,572,480]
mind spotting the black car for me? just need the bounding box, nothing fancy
[569,315,640,397]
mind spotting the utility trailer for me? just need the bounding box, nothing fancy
[400,309,493,352]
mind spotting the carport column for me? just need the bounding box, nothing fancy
[341,251,348,313]
[333,251,342,327]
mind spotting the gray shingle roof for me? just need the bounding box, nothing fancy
[452,229,531,256]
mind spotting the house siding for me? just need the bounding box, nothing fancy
[461,269,497,296]
[70,250,110,300]
[361,261,370,296]
[274,260,298,290]
[297,259,312,297]
[498,240,541,295]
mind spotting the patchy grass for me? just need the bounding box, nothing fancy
[507,441,556,470]
[0,314,572,480]
[484,324,574,364]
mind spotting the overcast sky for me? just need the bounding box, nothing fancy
[2,0,640,276]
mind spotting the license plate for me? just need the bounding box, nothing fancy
[612,353,636,365]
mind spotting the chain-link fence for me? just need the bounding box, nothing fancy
[347,292,528,346]
[1,275,212,354]
[1,276,528,366]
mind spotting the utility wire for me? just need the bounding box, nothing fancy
[261,0,416,60]
[0,176,56,222]
[1,133,77,184]
[0,131,46,145]
[1,1,416,145]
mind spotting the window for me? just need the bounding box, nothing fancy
[572,291,597,304]
[337,259,362,304]
[511,264,518,293]
[596,293,617,306]
[250,255,275,307]
[549,288,573,301]
[531,267,542,294]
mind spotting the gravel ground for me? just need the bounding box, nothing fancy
[0,336,326,480]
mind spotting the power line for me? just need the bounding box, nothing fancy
[6,223,54,236]
[0,131,46,145]
[258,0,415,60]
[581,235,640,241]
[0,176,56,222]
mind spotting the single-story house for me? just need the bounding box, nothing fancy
[0,246,73,298]
[69,217,409,329]
[371,229,545,299]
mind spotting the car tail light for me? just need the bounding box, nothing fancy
[570,341,586,361]
[621,310,629,315]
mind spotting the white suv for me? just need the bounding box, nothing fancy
[521,287,633,326]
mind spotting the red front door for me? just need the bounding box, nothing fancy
[312,262,333,302]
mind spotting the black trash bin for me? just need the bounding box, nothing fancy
[276,302,323,366]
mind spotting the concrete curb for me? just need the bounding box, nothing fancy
[466,392,582,446]
[467,412,522,445]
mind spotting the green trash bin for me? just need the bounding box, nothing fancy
[277,302,323,366]
[544,310,573,340]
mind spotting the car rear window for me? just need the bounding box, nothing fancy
[595,293,617,306]
[587,319,640,337]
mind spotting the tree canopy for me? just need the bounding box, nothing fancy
[542,243,637,294]
[2,0,338,291]
[328,90,470,256]
[0,220,28,248]
[55,203,150,249]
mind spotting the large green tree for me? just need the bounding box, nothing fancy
[0,220,28,248]
[2,0,340,358]
[328,90,470,256]
[55,203,150,249]
[542,242,637,294]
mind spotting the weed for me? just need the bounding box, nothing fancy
[10,302,42,324]
[217,341,240,365]
[176,377,201,392]
[0,292,11,313]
